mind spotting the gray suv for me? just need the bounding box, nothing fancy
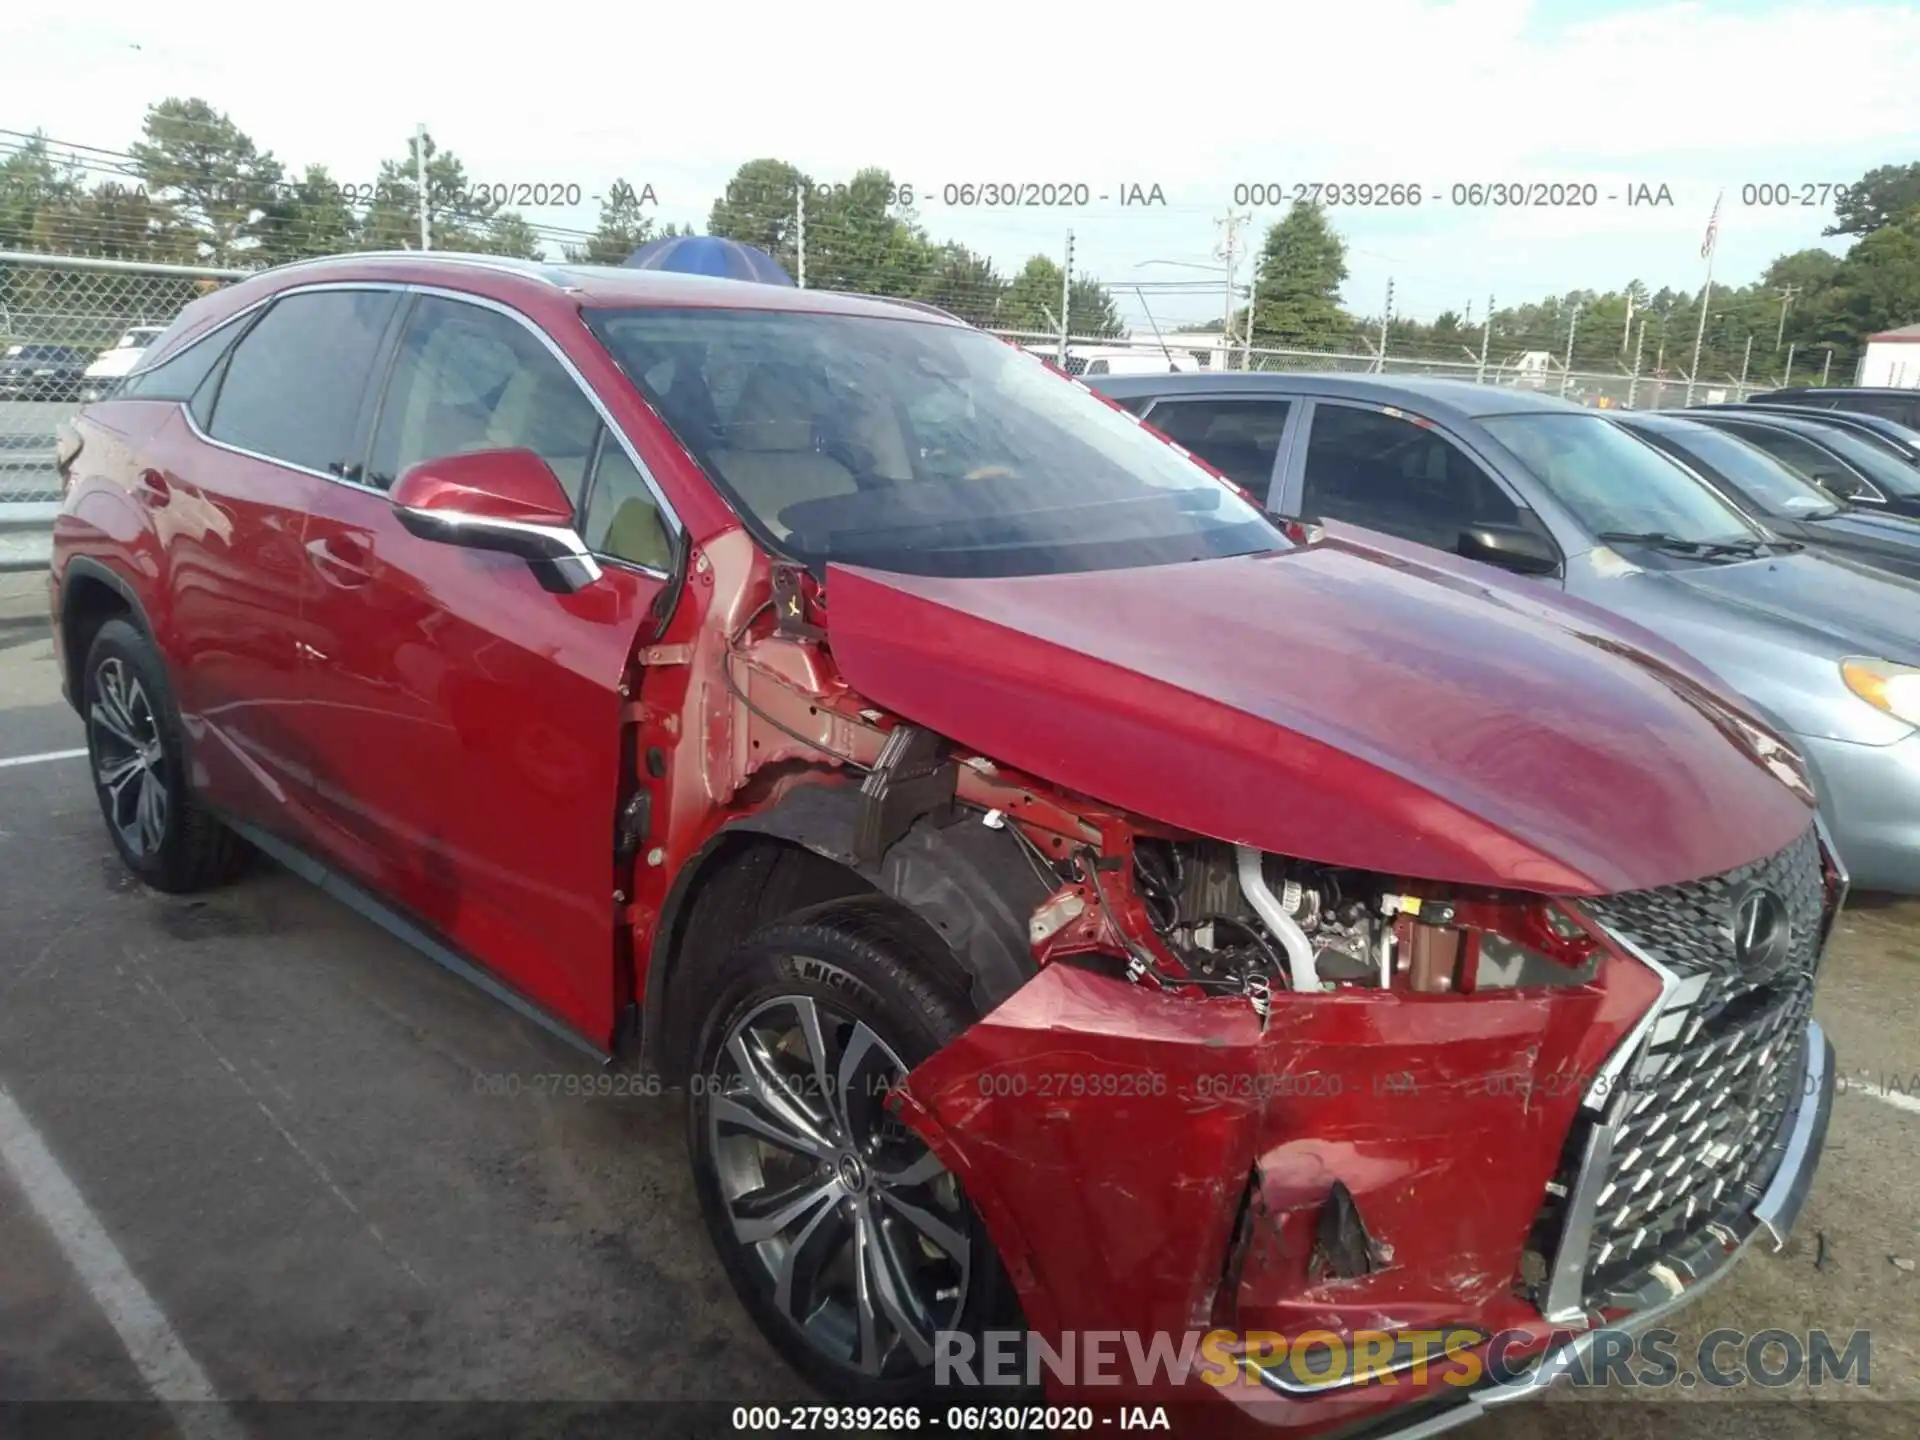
[1089,372,1920,892]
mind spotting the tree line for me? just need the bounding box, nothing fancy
[3,97,1917,376]
[1247,169,1920,383]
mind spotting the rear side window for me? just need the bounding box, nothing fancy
[1145,398,1291,502]
[368,296,602,500]
[207,290,399,474]
[118,318,251,403]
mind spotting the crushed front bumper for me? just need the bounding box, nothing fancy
[1234,1019,1833,1438]
[893,862,1836,1436]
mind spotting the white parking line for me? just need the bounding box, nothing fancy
[0,1084,245,1440]
[0,746,87,769]
[1849,1081,1920,1119]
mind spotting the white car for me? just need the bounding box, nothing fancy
[80,325,167,401]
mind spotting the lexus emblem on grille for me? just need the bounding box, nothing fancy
[1731,888,1792,975]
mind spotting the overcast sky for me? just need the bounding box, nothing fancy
[12,0,1920,331]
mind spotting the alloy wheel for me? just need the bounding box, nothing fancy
[89,657,169,859]
[707,993,972,1379]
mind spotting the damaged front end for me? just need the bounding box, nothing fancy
[887,824,1842,1431]
[654,541,1839,1434]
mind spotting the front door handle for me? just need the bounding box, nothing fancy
[305,533,374,588]
[134,468,171,506]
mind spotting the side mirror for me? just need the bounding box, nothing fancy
[390,449,601,594]
[1458,523,1560,576]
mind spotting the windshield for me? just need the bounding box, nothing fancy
[1809,426,1920,496]
[1646,422,1841,519]
[586,307,1286,578]
[1481,412,1765,547]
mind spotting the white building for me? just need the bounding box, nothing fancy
[1856,323,1920,388]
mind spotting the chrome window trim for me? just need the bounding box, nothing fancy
[177,282,410,491]
[170,278,684,581]
[121,292,275,384]
[390,284,685,562]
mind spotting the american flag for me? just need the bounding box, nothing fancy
[1701,190,1723,261]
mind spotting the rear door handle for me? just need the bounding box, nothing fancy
[305,533,374,587]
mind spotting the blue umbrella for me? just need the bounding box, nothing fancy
[623,234,794,285]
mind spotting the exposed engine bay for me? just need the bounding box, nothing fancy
[1130,838,1599,1005]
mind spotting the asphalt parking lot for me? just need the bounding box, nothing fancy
[2,567,1918,1440]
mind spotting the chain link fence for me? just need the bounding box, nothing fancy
[0,252,247,568]
[0,228,1792,571]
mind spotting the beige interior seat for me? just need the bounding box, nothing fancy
[708,365,859,536]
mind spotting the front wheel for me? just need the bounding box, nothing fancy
[687,900,1023,1402]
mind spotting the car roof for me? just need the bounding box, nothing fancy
[1758,386,1911,398]
[1611,411,1692,433]
[238,251,968,326]
[1673,408,1850,439]
[1085,369,1590,420]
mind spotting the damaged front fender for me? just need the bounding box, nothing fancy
[890,954,1659,1409]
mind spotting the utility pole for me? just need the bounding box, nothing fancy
[1214,209,1249,351]
[1241,271,1258,370]
[1622,285,1635,353]
[1058,230,1074,366]
[1738,332,1753,395]
[1782,341,1797,387]
[1821,349,1834,386]
[794,186,806,289]
[1775,284,1799,350]
[1477,294,1493,384]
[414,124,430,251]
[1375,278,1394,373]
[1628,316,1646,408]
[1561,302,1581,397]
[1464,298,1473,327]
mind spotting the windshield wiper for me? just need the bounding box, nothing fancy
[1597,530,1766,560]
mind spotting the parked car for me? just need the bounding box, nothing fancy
[1748,385,1920,430]
[1679,409,1920,519]
[1616,412,1920,582]
[79,324,168,402]
[0,342,93,401]
[1684,401,1920,465]
[53,254,1838,1431]
[1090,371,1920,893]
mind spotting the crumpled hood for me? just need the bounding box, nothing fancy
[826,534,1814,896]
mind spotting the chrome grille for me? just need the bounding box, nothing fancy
[1570,824,1827,1308]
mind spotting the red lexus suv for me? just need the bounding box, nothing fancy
[50,253,1839,1434]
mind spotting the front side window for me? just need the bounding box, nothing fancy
[1299,403,1526,549]
[1481,412,1764,546]
[207,290,398,474]
[1146,398,1291,502]
[1721,423,1866,492]
[580,428,675,571]
[1642,423,1840,518]
[1803,425,1920,496]
[369,296,602,499]
[586,307,1286,579]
